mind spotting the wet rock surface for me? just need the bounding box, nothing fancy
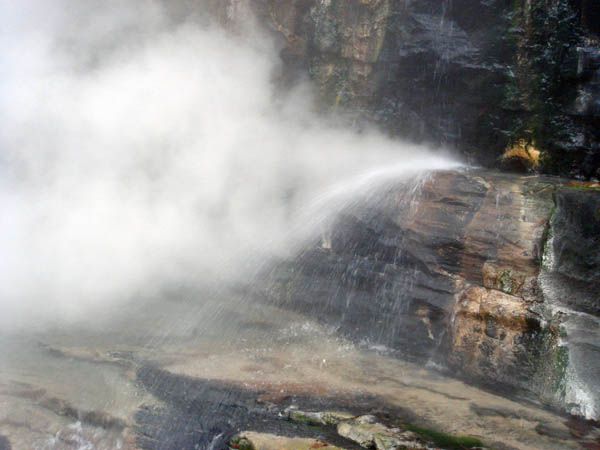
[2,313,596,449]
[335,415,428,450]
[259,169,599,418]
[135,365,387,449]
[285,408,356,427]
[248,0,600,178]
[230,432,344,450]
[551,187,600,287]
[134,365,488,450]
[542,185,600,420]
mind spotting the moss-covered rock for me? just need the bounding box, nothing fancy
[403,424,485,450]
[286,408,355,426]
[230,435,257,450]
[337,415,428,449]
[482,262,530,296]
[229,432,343,450]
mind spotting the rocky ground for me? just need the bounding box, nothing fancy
[1,300,598,450]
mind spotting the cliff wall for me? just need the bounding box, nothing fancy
[249,0,599,178]
[258,170,600,418]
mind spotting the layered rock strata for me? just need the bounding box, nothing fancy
[259,169,599,417]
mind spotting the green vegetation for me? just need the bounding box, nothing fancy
[229,436,256,450]
[553,344,570,400]
[498,269,516,294]
[563,183,600,192]
[404,424,484,449]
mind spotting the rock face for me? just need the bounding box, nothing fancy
[259,169,600,417]
[248,0,600,178]
[541,185,600,419]
[551,186,600,286]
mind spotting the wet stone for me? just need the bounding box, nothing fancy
[336,416,426,450]
[286,408,356,426]
[230,432,344,450]
[534,423,572,441]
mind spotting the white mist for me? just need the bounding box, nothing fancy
[0,0,459,328]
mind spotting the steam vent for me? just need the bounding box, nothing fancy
[0,1,598,450]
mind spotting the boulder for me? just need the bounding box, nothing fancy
[286,408,356,426]
[230,432,343,450]
[336,416,427,449]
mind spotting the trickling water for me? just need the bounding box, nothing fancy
[540,230,600,420]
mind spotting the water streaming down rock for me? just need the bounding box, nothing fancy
[258,169,600,420]
[539,187,600,419]
[259,172,447,358]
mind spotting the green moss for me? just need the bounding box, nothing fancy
[404,424,484,449]
[563,184,600,192]
[498,269,515,294]
[288,412,315,425]
[229,436,256,450]
[553,345,569,400]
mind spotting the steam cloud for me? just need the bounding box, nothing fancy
[0,0,458,328]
